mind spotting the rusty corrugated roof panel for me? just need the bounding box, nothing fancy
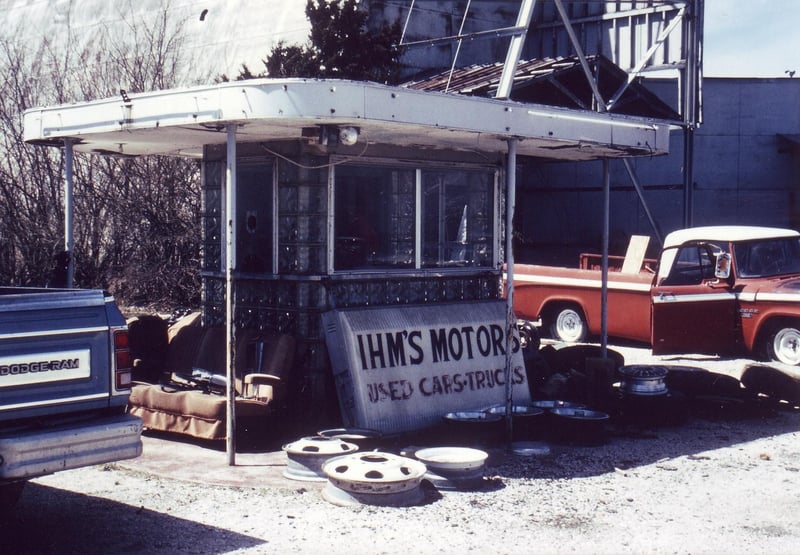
[404,58,580,95]
[403,56,681,121]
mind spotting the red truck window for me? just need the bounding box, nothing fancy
[660,244,719,286]
[735,238,800,277]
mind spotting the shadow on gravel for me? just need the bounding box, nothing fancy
[491,402,800,481]
[0,483,264,554]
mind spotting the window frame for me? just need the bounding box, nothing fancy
[218,158,278,275]
[329,158,500,275]
[658,242,721,286]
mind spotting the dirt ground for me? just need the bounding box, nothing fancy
[2,343,799,555]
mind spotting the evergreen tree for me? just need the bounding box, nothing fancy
[243,0,402,84]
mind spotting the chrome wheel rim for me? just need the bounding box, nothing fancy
[773,327,800,365]
[555,308,585,342]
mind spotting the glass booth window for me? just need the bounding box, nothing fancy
[333,163,496,271]
[237,163,274,273]
[334,165,416,270]
[421,169,494,268]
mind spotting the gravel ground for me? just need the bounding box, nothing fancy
[2,344,800,555]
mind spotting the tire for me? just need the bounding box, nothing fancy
[547,305,587,343]
[765,323,800,366]
[516,320,541,351]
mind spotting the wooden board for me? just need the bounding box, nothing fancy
[621,235,651,274]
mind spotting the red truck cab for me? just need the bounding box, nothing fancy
[653,226,800,364]
[513,226,800,366]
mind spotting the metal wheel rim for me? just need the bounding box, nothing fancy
[555,309,585,342]
[773,327,800,365]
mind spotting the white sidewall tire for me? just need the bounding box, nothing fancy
[771,326,800,366]
[552,307,587,343]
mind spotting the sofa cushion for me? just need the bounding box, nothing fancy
[129,384,272,440]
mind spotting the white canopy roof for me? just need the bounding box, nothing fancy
[663,226,800,248]
[23,78,670,161]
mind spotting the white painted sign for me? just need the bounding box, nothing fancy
[323,301,531,434]
[0,349,91,388]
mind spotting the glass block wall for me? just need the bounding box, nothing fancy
[201,143,505,425]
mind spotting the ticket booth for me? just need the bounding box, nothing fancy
[23,78,670,431]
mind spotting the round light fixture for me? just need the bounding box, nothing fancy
[339,126,359,146]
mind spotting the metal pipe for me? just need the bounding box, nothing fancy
[622,158,664,247]
[64,139,74,289]
[553,0,606,111]
[682,0,703,227]
[402,25,530,49]
[601,159,610,358]
[504,138,518,445]
[496,0,537,100]
[225,124,238,465]
[444,0,472,92]
[683,127,695,227]
[400,0,416,44]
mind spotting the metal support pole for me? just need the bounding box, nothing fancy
[683,126,695,227]
[504,138,518,445]
[622,158,664,247]
[64,140,74,289]
[444,0,472,92]
[682,0,702,228]
[225,125,238,465]
[496,0,536,99]
[601,159,610,358]
[553,0,606,111]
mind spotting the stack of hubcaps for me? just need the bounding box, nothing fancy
[322,452,428,507]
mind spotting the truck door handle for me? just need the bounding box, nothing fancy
[658,292,676,301]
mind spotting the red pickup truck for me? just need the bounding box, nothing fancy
[513,226,800,366]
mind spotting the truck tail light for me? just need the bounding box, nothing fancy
[113,329,132,389]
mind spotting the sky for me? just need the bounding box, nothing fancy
[704,0,800,77]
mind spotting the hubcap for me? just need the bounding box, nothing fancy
[773,327,800,365]
[556,309,585,342]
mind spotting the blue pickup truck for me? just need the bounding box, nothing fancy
[0,288,142,510]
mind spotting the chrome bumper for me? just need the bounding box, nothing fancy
[0,413,142,480]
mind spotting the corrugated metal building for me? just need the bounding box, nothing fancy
[516,77,800,263]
